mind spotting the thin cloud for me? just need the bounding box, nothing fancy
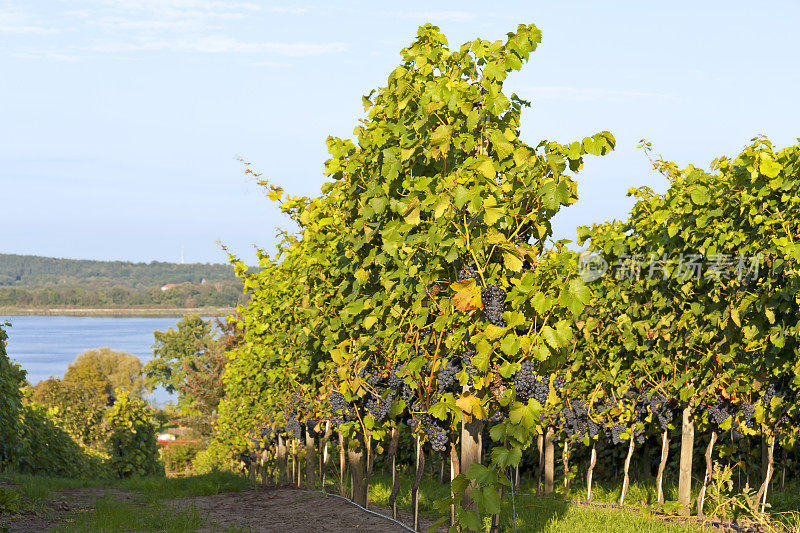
[397,10,476,23]
[0,11,59,34]
[523,86,676,102]
[90,35,347,56]
[270,7,309,15]
[8,50,79,61]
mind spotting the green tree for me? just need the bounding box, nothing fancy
[145,315,233,437]
[144,315,213,396]
[30,377,108,448]
[63,347,144,402]
[105,389,163,478]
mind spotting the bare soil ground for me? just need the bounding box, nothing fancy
[173,485,442,533]
[0,485,136,533]
[1,484,441,533]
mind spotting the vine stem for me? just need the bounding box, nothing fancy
[656,428,669,505]
[619,434,635,506]
[696,429,716,517]
[586,443,597,502]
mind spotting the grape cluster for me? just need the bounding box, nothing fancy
[423,417,449,452]
[365,391,395,423]
[407,408,449,452]
[647,389,673,431]
[458,263,479,281]
[513,361,548,403]
[329,390,348,415]
[561,399,599,440]
[762,383,778,409]
[401,383,415,402]
[605,422,626,445]
[707,400,731,427]
[388,362,404,389]
[552,375,566,391]
[358,363,383,387]
[461,345,475,388]
[600,401,626,445]
[437,360,460,395]
[481,284,506,326]
[285,416,303,439]
[239,451,258,467]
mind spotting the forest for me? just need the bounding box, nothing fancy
[0,254,245,310]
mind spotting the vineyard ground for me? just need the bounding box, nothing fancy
[2,470,788,532]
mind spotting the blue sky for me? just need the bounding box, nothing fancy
[1,1,798,265]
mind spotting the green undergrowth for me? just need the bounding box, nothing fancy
[50,496,203,533]
[1,470,254,532]
[361,472,709,532]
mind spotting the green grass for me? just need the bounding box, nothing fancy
[362,471,707,533]
[1,470,254,532]
[50,496,204,533]
[120,471,254,500]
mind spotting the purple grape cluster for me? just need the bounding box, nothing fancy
[514,361,548,403]
[481,284,506,326]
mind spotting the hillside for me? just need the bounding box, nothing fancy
[0,253,238,289]
[0,254,246,312]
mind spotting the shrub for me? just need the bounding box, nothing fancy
[105,390,164,478]
[0,324,24,468]
[191,441,237,475]
[30,377,108,449]
[13,403,108,478]
[160,441,204,473]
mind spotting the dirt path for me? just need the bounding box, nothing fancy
[173,486,443,533]
[1,484,442,532]
[0,486,135,533]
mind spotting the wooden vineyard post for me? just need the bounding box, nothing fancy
[338,431,347,497]
[696,430,717,517]
[656,428,669,504]
[460,416,483,508]
[449,439,460,527]
[348,439,368,507]
[561,444,568,491]
[293,439,301,487]
[321,422,332,492]
[544,427,555,494]
[305,426,317,489]
[515,465,520,491]
[678,403,694,516]
[755,432,775,514]
[619,434,636,505]
[277,435,288,485]
[781,447,787,491]
[364,433,373,509]
[387,427,400,520]
[586,443,597,502]
[536,433,544,495]
[412,436,425,532]
[260,449,270,486]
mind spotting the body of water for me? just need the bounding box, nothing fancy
[1,315,182,405]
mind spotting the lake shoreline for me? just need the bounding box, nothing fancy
[0,307,235,318]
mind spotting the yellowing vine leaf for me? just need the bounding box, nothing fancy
[451,279,482,311]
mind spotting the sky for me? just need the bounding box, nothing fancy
[1,1,798,266]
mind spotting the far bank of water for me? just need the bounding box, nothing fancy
[0,315,194,405]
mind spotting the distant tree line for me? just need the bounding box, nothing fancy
[0,253,240,289]
[0,281,245,309]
